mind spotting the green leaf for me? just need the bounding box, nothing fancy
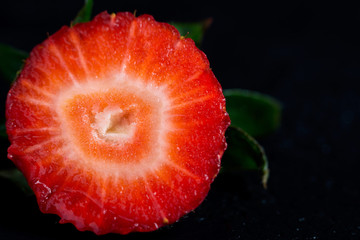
[170,18,212,47]
[222,126,269,188]
[0,168,33,196]
[0,123,6,138]
[0,43,28,83]
[72,0,94,25]
[224,89,282,138]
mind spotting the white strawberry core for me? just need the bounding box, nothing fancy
[93,106,136,142]
[55,73,172,179]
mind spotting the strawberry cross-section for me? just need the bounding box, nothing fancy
[6,11,230,235]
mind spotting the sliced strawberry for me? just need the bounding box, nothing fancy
[6,12,230,235]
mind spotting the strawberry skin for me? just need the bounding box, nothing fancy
[6,12,230,235]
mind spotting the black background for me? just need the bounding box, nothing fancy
[1,1,359,239]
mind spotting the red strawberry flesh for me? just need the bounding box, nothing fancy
[6,12,230,235]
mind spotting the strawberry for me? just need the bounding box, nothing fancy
[6,12,230,235]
